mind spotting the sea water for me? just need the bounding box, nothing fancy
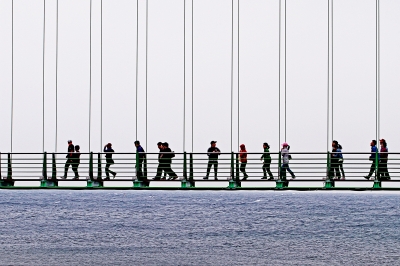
[0,190,399,265]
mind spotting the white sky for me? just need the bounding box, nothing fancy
[0,0,400,155]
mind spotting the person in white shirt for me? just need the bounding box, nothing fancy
[280,142,295,180]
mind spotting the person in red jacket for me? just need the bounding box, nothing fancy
[239,144,249,181]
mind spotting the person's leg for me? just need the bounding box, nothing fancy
[266,163,274,179]
[287,164,295,179]
[383,161,390,179]
[240,162,248,180]
[105,163,111,179]
[63,160,70,178]
[339,162,345,179]
[154,163,162,180]
[72,163,79,179]
[367,161,376,178]
[262,163,267,179]
[213,161,218,180]
[204,161,212,179]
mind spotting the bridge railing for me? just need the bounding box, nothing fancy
[0,151,398,188]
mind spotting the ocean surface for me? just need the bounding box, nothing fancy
[0,190,399,265]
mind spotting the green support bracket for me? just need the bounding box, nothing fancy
[40,152,57,187]
[228,152,236,189]
[87,152,103,188]
[134,180,143,188]
[181,179,188,188]
[373,180,382,189]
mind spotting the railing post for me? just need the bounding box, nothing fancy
[189,153,195,187]
[181,152,188,188]
[276,151,285,188]
[51,153,57,181]
[235,152,241,188]
[7,153,12,180]
[0,152,2,178]
[42,152,48,180]
[228,152,236,188]
[87,152,98,188]
[97,153,102,181]
[373,150,381,189]
[134,151,142,188]
[324,151,334,188]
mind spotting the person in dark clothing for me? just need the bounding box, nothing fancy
[261,142,274,180]
[329,140,341,180]
[204,141,221,180]
[239,144,248,181]
[337,143,345,180]
[378,139,390,180]
[162,142,178,180]
[134,140,146,181]
[364,140,379,180]
[104,143,116,180]
[62,140,75,179]
[153,142,166,181]
[71,145,81,180]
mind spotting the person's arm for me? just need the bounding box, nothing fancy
[207,148,212,156]
[216,148,221,155]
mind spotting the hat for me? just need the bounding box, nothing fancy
[157,142,163,146]
[67,140,72,143]
[282,142,288,147]
[210,141,217,144]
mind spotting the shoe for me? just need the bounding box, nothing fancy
[203,177,209,180]
[152,177,160,181]
[112,173,116,179]
[171,176,178,181]
[261,177,268,179]
[214,177,218,181]
[104,177,110,181]
[341,177,345,180]
[291,175,296,180]
[72,177,79,180]
[160,177,166,181]
[268,177,274,180]
[61,176,67,180]
[364,176,370,180]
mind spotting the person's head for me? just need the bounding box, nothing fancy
[371,140,377,146]
[240,144,245,150]
[282,142,289,148]
[210,141,217,147]
[338,144,343,149]
[380,139,387,147]
[68,140,72,145]
[75,145,80,151]
[134,140,140,147]
[157,142,163,149]
[332,140,338,148]
[263,142,270,149]
[107,143,112,148]
[163,142,169,148]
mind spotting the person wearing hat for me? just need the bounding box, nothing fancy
[204,141,221,180]
[153,142,167,181]
[261,142,274,180]
[134,140,147,181]
[61,140,75,179]
[104,143,116,180]
[161,142,178,180]
[239,144,249,180]
[280,142,295,180]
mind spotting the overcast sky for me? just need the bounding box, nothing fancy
[0,0,400,156]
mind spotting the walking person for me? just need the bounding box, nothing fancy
[162,142,178,180]
[239,144,249,181]
[71,145,81,180]
[337,143,345,180]
[280,143,295,180]
[261,142,274,180]
[378,139,390,180]
[134,140,146,181]
[153,142,167,181]
[364,140,379,180]
[61,140,75,179]
[104,143,116,180]
[329,141,341,180]
[204,141,221,180]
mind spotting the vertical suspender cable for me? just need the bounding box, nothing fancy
[376,0,380,141]
[237,0,239,149]
[89,0,92,152]
[331,0,334,141]
[278,0,281,149]
[191,0,193,152]
[55,0,58,152]
[135,0,139,141]
[284,0,287,142]
[327,0,329,150]
[146,0,148,151]
[101,0,103,150]
[183,0,185,151]
[43,0,46,152]
[230,0,233,152]
[11,0,14,153]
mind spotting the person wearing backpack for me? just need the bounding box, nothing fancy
[280,142,295,180]
[261,142,274,180]
[162,142,178,180]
